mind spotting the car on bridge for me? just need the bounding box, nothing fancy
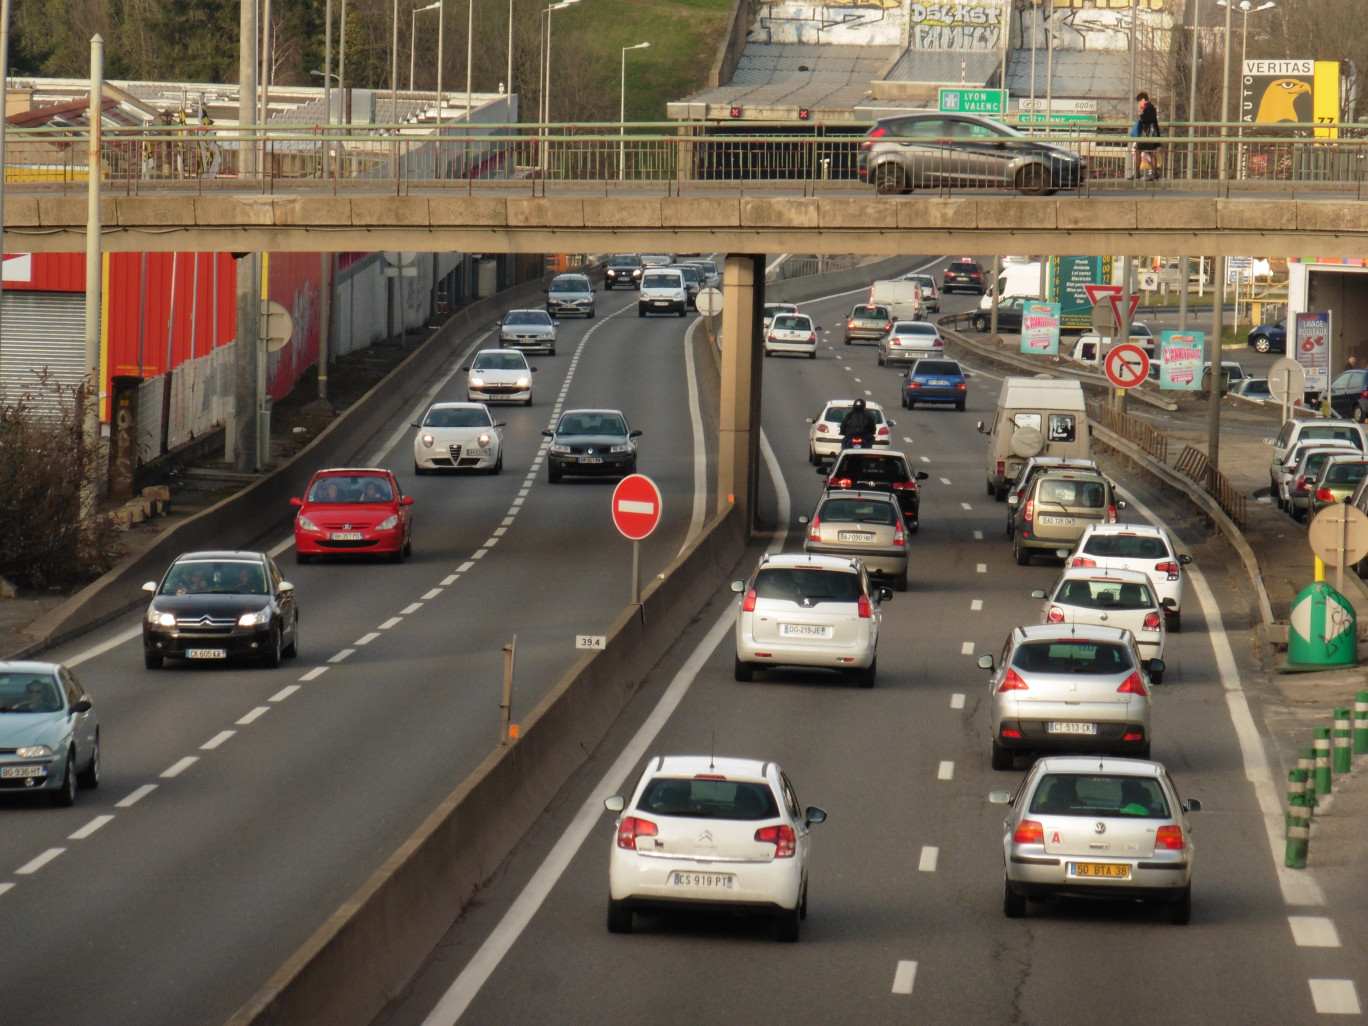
[499,309,558,355]
[0,660,99,806]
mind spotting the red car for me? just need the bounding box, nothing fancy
[291,468,414,564]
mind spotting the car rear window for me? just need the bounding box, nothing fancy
[1301,426,1364,448]
[851,305,887,319]
[822,406,886,426]
[1326,462,1368,484]
[817,498,898,524]
[753,567,863,604]
[1028,774,1170,817]
[638,777,779,820]
[832,454,910,482]
[914,361,960,375]
[772,315,808,331]
[1012,641,1133,674]
[1082,534,1168,559]
[1055,578,1155,609]
[1037,478,1106,508]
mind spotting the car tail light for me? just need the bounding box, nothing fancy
[1295,475,1306,492]
[1107,504,1118,523]
[1013,819,1044,844]
[1117,671,1149,696]
[857,594,873,619]
[742,588,758,612]
[956,383,966,391]
[808,516,822,542]
[1317,488,1335,502]
[996,460,1005,479]
[876,425,890,439]
[893,520,905,547]
[1142,611,1161,631]
[865,126,886,141]
[1155,560,1180,580]
[891,479,918,492]
[806,333,816,343]
[1046,606,1065,623]
[617,816,658,850]
[767,334,778,343]
[1071,556,1097,568]
[1360,390,1368,400]
[882,321,892,332]
[997,668,1028,692]
[829,475,852,489]
[1155,825,1186,850]
[816,423,832,435]
[755,823,797,858]
[907,380,922,389]
[847,319,856,329]
[1023,499,1034,522]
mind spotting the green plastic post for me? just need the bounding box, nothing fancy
[1334,708,1353,774]
[1355,691,1368,757]
[1314,726,1332,796]
[1285,793,1310,869]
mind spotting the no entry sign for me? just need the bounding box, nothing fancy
[1105,343,1150,389]
[611,474,663,540]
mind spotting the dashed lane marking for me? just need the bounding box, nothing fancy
[1290,917,1341,947]
[937,761,954,780]
[237,706,271,725]
[976,563,987,573]
[892,961,918,995]
[299,667,328,681]
[1308,980,1360,1014]
[355,633,380,646]
[951,693,965,709]
[971,599,983,611]
[160,757,198,778]
[960,642,974,655]
[918,847,938,872]
[328,650,355,664]
[15,849,64,874]
[270,685,300,701]
[68,815,114,840]
[115,784,157,808]
[200,731,235,750]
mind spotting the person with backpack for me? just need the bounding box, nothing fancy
[839,398,877,449]
[1135,91,1162,182]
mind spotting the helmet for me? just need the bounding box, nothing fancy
[852,398,866,410]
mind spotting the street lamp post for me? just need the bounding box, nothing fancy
[411,1,440,90]
[538,0,579,172]
[619,41,649,180]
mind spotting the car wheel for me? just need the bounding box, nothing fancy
[51,750,77,807]
[956,402,966,412]
[1291,505,1306,523]
[295,549,310,565]
[1253,336,1270,353]
[987,480,996,497]
[262,627,283,668]
[775,905,801,943]
[389,545,404,563]
[991,743,1015,771]
[1354,405,1366,424]
[1014,540,1031,566]
[972,315,989,332]
[873,163,906,195]
[548,348,556,356]
[799,881,808,920]
[852,657,876,688]
[588,308,595,318]
[284,614,299,658]
[607,900,633,934]
[144,651,163,670]
[734,656,754,682]
[77,732,100,789]
[907,517,919,535]
[1003,876,1026,918]
[895,573,908,592]
[995,485,1009,502]
[678,307,686,317]
[877,351,886,366]
[1169,887,1192,925]
[764,348,773,358]
[808,351,816,360]
[492,453,503,474]
[904,398,914,410]
[1015,164,1049,195]
[1166,609,1181,633]
[844,337,852,346]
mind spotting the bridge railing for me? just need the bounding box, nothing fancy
[4,120,1366,199]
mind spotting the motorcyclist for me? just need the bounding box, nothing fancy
[838,398,877,449]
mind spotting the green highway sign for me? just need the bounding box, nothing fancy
[938,88,1007,116]
[1016,112,1098,126]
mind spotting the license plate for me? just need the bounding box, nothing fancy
[579,456,603,464]
[837,531,875,542]
[1049,721,1097,734]
[781,623,833,638]
[330,531,364,541]
[1071,862,1131,879]
[670,871,734,889]
[465,448,492,457]
[1,765,46,779]
[929,379,950,385]
[1039,516,1075,526]
[652,300,670,307]
[186,648,228,660]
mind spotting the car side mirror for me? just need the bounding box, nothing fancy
[1007,494,1020,506]
[878,587,894,602]
[1031,589,1047,599]
[142,580,157,593]
[1184,798,1202,813]
[730,580,746,593]
[988,790,1012,805]
[1179,554,1193,565]
[1056,548,1071,560]
[290,497,303,507]
[494,421,507,428]
[604,795,625,813]
[530,366,539,372]
[805,806,827,825]
[70,699,93,714]
[461,365,470,371]
[798,515,810,525]
[977,654,994,670]
[630,429,643,438]
[1149,658,1166,677]
[1116,500,1128,510]
[915,471,929,481]
[816,465,830,475]
[278,581,295,594]
[542,429,554,438]
[805,417,816,425]
[400,496,415,506]
[1161,597,1177,610]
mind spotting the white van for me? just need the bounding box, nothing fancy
[978,376,1091,499]
[869,279,925,321]
[979,261,1043,310]
[638,268,688,317]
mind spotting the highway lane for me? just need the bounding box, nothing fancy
[0,283,718,1026]
[373,266,1353,1025]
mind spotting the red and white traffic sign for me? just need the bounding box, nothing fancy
[1105,343,1150,389]
[611,474,663,540]
[1083,283,1140,335]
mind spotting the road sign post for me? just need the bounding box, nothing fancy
[1105,343,1150,390]
[696,287,723,345]
[1267,357,1307,425]
[612,474,663,606]
[1308,501,1368,597]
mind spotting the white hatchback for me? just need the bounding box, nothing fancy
[604,754,826,941]
[411,402,504,475]
[805,399,894,464]
[463,348,535,406]
[1033,567,1166,665]
[731,552,890,687]
[877,320,943,365]
[1064,524,1191,631]
[764,313,819,358]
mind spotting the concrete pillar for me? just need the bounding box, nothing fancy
[718,254,764,529]
[233,253,261,472]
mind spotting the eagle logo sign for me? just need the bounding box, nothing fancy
[1256,78,1312,123]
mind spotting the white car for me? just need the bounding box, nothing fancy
[805,399,894,464]
[1064,524,1192,632]
[764,312,819,359]
[1033,567,1167,665]
[638,268,688,317]
[603,754,826,941]
[730,551,890,687]
[412,402,504,475]
[1070,322,1156,360]
[877,320,942,365]
[1269,419,1368,497]
[463,348,535,406]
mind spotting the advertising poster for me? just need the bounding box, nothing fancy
[1020,302,1061,355]
[1296,311,1331,394]
[1160,331,1203,390]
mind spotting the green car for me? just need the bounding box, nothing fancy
[843,303,892,345]
[1309,455,1368,518]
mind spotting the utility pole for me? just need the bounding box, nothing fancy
[82,33,104,517]
[234,0,260,472]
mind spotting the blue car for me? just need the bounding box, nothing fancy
[0,661,100,806]
[1247,318,1286,354]
[902,358,969,411]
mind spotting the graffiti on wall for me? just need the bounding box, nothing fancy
[1015,0,1173,53]
[910,3,1004,50]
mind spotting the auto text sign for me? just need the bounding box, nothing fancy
[1020,302,1061,355]
[1160,331,1203,391]
[938,88,1007,116]
[1105,343,1149,389]
[1296,311,1331,394]
[611,474,663,541]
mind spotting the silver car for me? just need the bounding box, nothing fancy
[978,624,1160,770]
[0,661,100,806]
[545,273,595,318]
[990,755,1200,924]
[800,489,908,591]
[498,309,558,355]
[877,320,942,365]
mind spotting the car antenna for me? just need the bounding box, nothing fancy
[710,731,716,772]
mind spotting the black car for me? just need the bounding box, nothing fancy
[142,551,299,669]
[971,294,1032,334]
[1326,368,1368,421]
[820,449,929,532]
[542,408,641,483]
[1247,318,1287,354]
[943,258,985,294]
[669,264,703,309]
[604,253,644,290]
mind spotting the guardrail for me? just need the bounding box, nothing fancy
[5,119,1367,198]
[1087,401,1169,464]
[1173,444,1248,528]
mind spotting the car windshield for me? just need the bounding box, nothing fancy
[1054,578,1155,609]
[1012,641,1134,674]
[558,412,626,436]
[1299,427,1365,449]
[163,561,267,596]
[0,672,61,713]
[851,306,886,319]
[637,777,779,820]
[1082,533,1168,559]
[753,567,864,604]
[816,498,898,525]
[1028,773,1170,817]
[642,273,678,288]
[913,361,960,376]
[504,311,550,326]
[308,476,394,504]
[553,278,589,292]
[473,352,527,371]
[609,255,640,267]
[424,407,492,428]
[832,455,909,482]
[1036,478,1106,508]
[893,322,936,335]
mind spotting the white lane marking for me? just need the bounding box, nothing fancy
[1308,980,1360,1014]
[329,650,355,664]
[940,477,952,485]
[423,589,444,600]
[65,625,141,668]
[1289,916,1341,947]
[918,847,939,872]
[270,685,301,701]
[418,425,792,1026]
[380,617,404,629]
[401,603,424,615]
[976,563,987,573]
[960,502,973,511]
[492,528,507,538]
[16,848,64,874]
[238,706,271,725]
[471,550,488,559]
[973,530,983,540]
[920,455,931,463]
[457,561,475,572]
[483,536,500,546]
[440,575,459,587]
[201,731,235,750]
[892,960,918,995]
[937,761,954,781]
[1120,489,1325,907]
[951,693,966,709]
[960,642,974,655]
[971,599,983,611]
[500,517,514,527]
[0,883,14,897]
[300,667,328,681]
[68,815,114,840]
[355,633,381,646]
[116,784,157,807]
[161,757,198,778]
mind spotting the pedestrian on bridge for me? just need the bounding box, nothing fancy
[1135,92,1162,183]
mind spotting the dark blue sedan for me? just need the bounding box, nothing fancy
[1247,318,1286,353]
[902,358,969,411]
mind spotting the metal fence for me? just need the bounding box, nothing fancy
[1087,401,1169,464]
[1174,444,1247,528]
